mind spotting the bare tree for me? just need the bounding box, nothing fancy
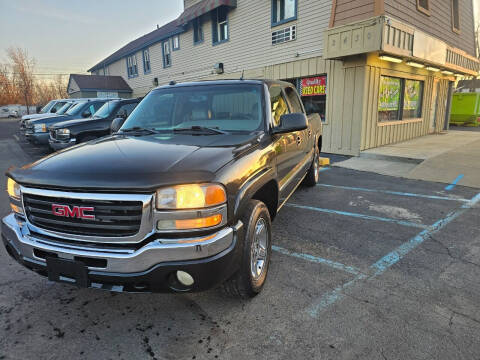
[7,47,35,114]
[0,64,19,105]
[53,74,68,99]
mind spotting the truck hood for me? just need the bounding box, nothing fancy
[8,133,261,191]
[22,113,55,121]
[28,114,68,124]
[50,117,97,129]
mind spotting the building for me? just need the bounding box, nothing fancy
[67,74,132,99]
[87,0,479,155]
[456,79,480,93]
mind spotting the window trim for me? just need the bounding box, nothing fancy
[451,0,460,34]
[172,35,180,51]
[142,48,151,74]
[193,18,204,45]
[416,0,430,16]
[271,0,298,27]
[126,54,138,78]
[162,40,172,68]
[212,8,230,46]
[377,70,427,126]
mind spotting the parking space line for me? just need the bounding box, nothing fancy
[445,174,464,191]
[317,184,469,202]
[319,167,330,172]
[272,245,361,275]
[286,203,428,229]
[307,192,480,318]
[13,135,19,141]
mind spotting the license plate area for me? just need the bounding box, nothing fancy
[46,257,89,288]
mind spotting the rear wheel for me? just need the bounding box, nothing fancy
[223,200,272,299]
[304,142,320,187]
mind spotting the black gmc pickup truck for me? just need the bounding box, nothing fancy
[3,80,322,298]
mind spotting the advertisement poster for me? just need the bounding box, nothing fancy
[301,76,327,97]
[404,80,420,110]
[378,76,401,111]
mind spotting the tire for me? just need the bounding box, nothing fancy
[223,199,272,299]
[303,142,320,187]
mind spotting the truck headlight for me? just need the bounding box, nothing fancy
[156,184,226,209]
[7,178,21,200]
[34,123,47,133]
[56,128,70,136]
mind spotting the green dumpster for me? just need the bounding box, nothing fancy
[450,93,480,127]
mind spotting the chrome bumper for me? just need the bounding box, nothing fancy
[2,213,238,274]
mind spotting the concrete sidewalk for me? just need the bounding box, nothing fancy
[334,131,480,188]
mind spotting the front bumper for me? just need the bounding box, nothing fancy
[49,138,76,151]
[25,131,49,145]
[2,214,242,292]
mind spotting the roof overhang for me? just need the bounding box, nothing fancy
[177,0,237,26]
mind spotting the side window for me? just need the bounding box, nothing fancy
[52,102,66,112]
[116,103,137,118]
[284,87,303,113]
[91,102,104,115]
[270,86,289,127]
[162,41,171,68]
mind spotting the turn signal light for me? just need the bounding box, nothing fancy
[175,214,223,230]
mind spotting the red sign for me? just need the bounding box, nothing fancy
[52,204,95,220]
[301,76,327,97]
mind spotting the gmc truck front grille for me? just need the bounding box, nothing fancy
[23,193,143,237]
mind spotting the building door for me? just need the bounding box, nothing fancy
[429,79,440,133]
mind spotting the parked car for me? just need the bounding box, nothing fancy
[20,99,70,124]
[24,99,115,145]
[2,80,322,298]
[49,98,141,151]
[21,101,77,131]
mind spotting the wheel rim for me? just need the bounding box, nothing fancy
[314,148,320,183]
[250,218,268,281]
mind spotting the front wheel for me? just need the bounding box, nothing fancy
[303,143,320,187]
[223,200,272,299]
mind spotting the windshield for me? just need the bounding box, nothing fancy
[56,102,74,115]
[66,102,86,116]
[122,84,264,132]
[94,101,118,119]
[40,100,55,113]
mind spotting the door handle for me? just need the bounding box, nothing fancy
[308,129,312,137]
[296,135,302,145]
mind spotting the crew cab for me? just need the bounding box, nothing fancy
[20,99,70,125]
[20,101,76,131]
[24,99,114,145]
[48,98,140,151]
[3,80,322,298]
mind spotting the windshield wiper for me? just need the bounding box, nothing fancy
[174,126,229,135]
[119,127,160,135]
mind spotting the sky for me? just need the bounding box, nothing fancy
[0,0,183,79]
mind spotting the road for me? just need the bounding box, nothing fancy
[1,118,479,360]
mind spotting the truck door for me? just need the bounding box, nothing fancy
[270,86,303,202]
[284,86,312,187]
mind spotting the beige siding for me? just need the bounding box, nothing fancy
[184,0,203,9]
[384,0,476,56]
[103,0,332,97]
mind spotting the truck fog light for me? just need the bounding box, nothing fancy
[157,219,176,230]
[176,271,194,286]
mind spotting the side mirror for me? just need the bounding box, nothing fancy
[272,113,308,134]
[51,108,57,113]
[116,109,128,119]
[82,110,91,118]
[110,117,126,133]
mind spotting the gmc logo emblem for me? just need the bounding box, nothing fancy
[52,204,95,220]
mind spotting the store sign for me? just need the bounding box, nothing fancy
[301,76,327,97]
[97,91,118,98]
[404,80,421,110]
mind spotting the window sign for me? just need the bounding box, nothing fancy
[300,76,327,97]
[403,80,424,118]
[378,76,401,121]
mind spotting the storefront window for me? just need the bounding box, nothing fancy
[299,76,327,122]
[378,76,424,122]
[403,80,424,119]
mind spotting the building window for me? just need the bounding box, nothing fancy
[378,76,424,122]
[127,55,138,78]
[212,7,229,45]
[162,41,171,68]
[299,76,327,122]
[272,0,297,26]
[272,25,296,45]
[451,0,460,33]
[172,35,180,50]
[142,49,151,74]
[416,0,430,15]
[193,18,203,44]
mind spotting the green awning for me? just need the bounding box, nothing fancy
[177,0,237,25]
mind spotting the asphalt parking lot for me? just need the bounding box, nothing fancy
[1,118,479,360]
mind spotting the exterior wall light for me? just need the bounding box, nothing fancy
[441,70,454,75]
[406,61,425,68]
[425,66,440,72]
[379,55,403,63]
